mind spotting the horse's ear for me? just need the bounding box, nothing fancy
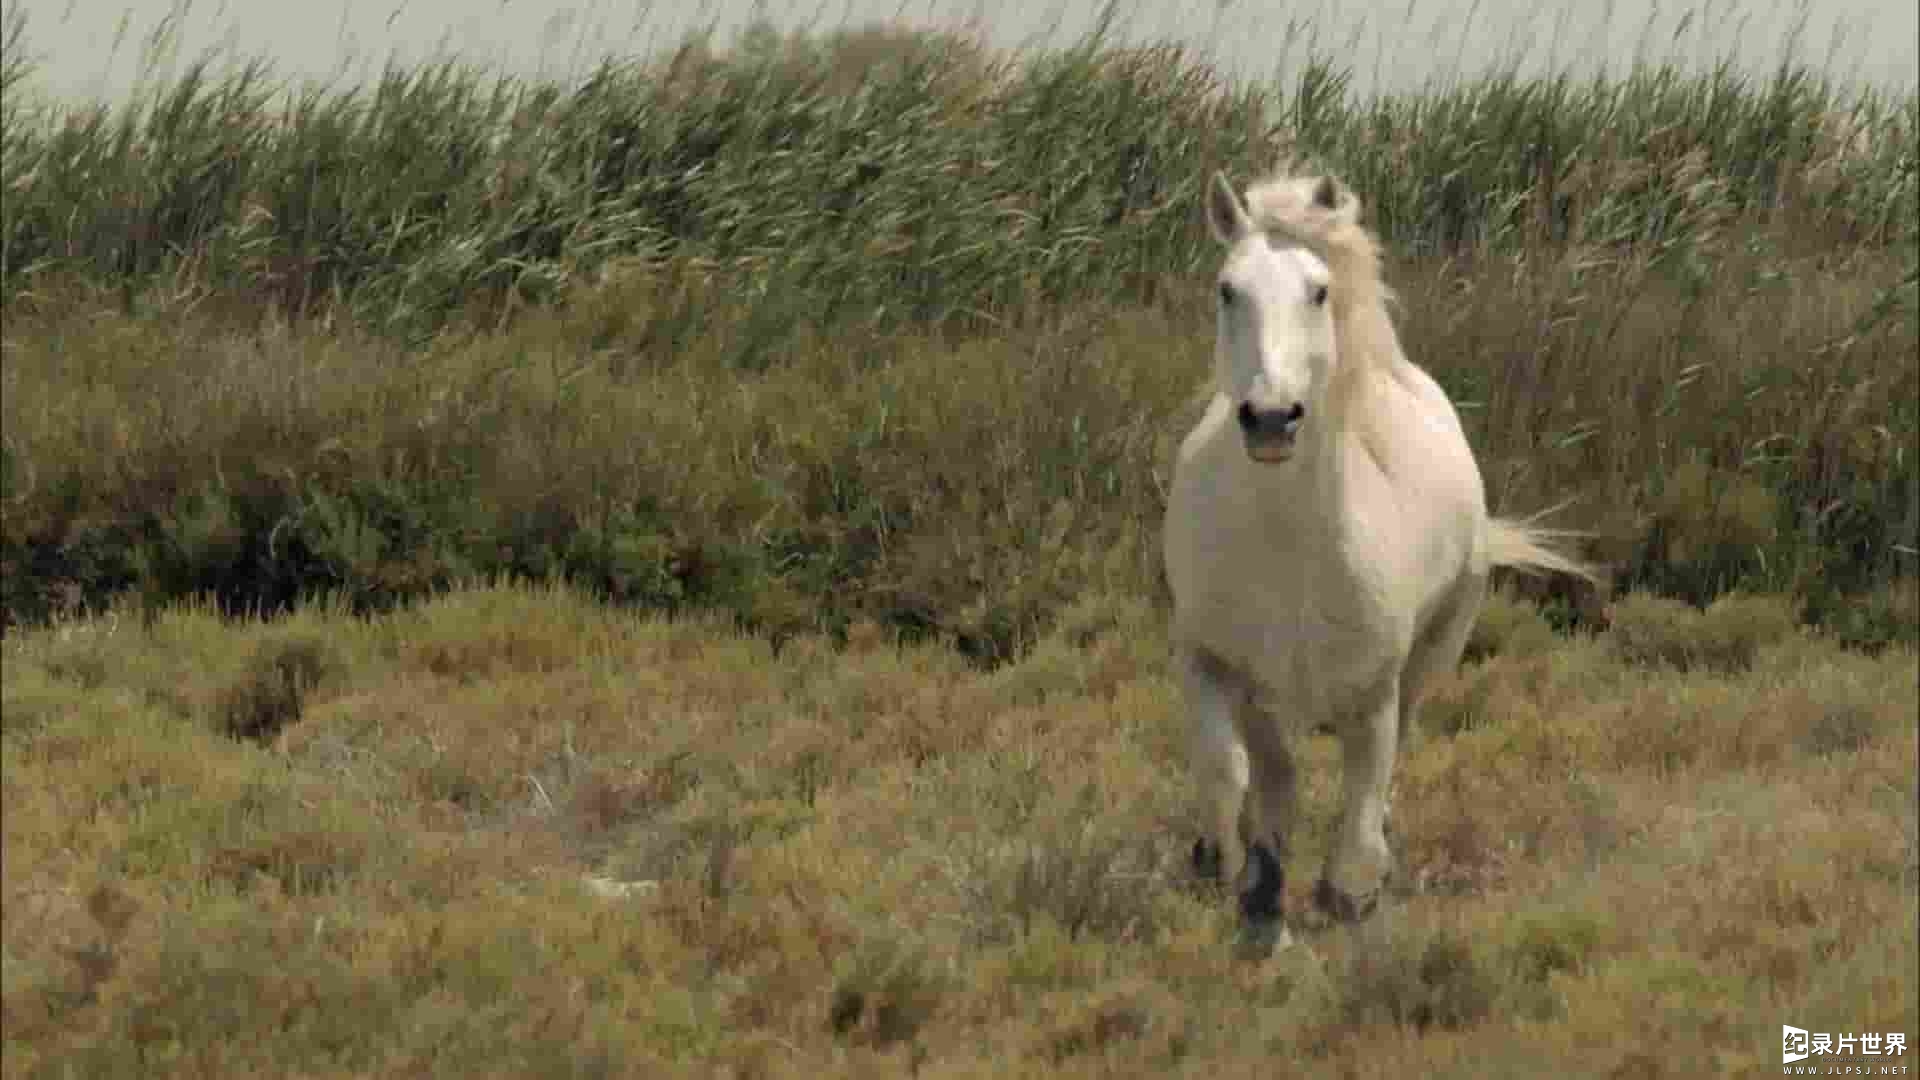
[1206,171,1248,244]
[1313,175,1361,224]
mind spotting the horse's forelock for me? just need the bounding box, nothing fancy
[1241,170,1364,250]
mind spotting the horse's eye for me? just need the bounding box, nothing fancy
[1309,283,1329,307]
[1218,282,1235,306]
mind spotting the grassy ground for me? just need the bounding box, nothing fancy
[3,582,1914,1075]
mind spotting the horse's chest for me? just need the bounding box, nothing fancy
[1179,563,1395,707]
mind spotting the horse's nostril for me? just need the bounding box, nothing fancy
[1239,401,1306,434]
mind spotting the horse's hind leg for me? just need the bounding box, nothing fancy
[1380,570,1488,845]
[1179,648,1251,895]
[1401,570,1488,739]
[1317,673,1401,923]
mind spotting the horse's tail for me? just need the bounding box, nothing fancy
[1483,512,1604,584]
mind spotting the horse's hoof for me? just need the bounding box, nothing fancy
[1312,877,1379,923]
[1191,837,1223,883]
[1234,915,1295,957]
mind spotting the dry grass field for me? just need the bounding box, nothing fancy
[3,583,1915,1075]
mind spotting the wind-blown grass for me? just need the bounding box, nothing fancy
[6,14,1913,332]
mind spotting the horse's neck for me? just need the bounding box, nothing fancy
[1290,358,1410,543]
[1304,420,1361,524]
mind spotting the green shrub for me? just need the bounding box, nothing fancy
[1607,590,1799,672]
[1465,589,1561,663]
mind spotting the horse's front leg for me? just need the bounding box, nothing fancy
[1179,648,1251,895]
[1237,696,1297,943]
[1318,674,1400,922]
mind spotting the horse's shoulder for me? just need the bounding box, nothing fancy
[1169,398,1240,492]
[1353,364,1476,483]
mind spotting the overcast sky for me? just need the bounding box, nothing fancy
[15,0,1918,107]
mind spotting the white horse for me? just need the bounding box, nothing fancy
[1163,164,1596,943]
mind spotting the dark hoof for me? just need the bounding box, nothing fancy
[1234,915,1292,956]
[1191,837,1223,883]
[1238,842,1284,926]
[1312,878,1379,923]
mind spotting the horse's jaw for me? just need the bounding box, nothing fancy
[1240,422,1302,463]
[1231,424,1349,521]
[1241,422,1332,467]
[1244,441,1295,464]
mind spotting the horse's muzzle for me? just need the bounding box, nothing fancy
[1237,400,1305,463]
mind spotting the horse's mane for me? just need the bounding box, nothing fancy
[1238,162,1406,420]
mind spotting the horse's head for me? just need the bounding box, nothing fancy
[1204,170,1347,464]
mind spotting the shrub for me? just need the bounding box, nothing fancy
[1607,590,1799,672]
